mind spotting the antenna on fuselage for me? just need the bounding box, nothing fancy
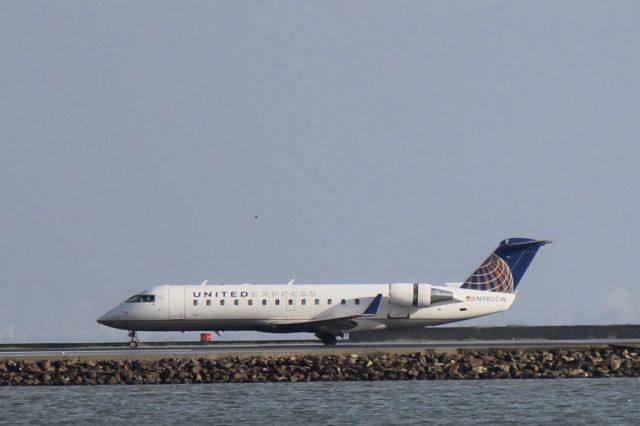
[200,280,208,286]
[288,279,295,286]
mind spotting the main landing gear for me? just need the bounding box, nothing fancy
[128,330,139,349]
[315,332,337,346]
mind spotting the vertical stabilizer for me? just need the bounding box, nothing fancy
[461,238,549,293]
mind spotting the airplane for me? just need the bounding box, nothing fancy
[97,238,549,347]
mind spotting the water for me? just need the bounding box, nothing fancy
[1,379,638,425]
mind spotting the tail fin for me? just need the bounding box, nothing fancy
[461,238,550,293]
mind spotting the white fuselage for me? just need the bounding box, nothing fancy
[98,282,516,335]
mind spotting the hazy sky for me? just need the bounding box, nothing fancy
[1,1,639,342]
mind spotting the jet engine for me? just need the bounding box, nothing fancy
[388,283,453,308]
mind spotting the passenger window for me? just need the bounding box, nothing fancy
[327,299,332,305]
[220,300,225,306]
[341,299,346,305]
[288,299,293,305]
[301,299,306,305]
[315,299,320,305]
[355,298,360,305]
[248,299,253,305]
[262,299,267,305]
[234,299,239,306]
[275,299,280,305]
[206,300,211,306]
[193,300,198,306]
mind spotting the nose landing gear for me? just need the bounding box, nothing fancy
[128,330,139,349]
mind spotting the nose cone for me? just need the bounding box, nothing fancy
[97,312,112,326]
[96,306,130,330]
[97,306,123,328]
[97,313,108,325]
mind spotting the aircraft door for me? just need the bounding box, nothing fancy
[169,286,185,320]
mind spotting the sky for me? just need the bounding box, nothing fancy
[1,1,639,342]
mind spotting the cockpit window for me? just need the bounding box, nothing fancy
[125,295,155,303]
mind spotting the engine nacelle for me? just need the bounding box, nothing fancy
[389,283,453,308]
[389,283,431,308]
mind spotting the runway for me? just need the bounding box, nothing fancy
[2,339,640,361]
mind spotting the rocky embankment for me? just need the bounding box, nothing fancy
[2,347,639,385]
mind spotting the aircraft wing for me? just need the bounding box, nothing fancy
[264,294,383,335]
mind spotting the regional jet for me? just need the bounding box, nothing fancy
[97,238,548,346]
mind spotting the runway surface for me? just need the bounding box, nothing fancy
[2,339,640,360]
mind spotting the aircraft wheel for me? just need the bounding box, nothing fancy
[130,341,138,349]
[316,334,337,346]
